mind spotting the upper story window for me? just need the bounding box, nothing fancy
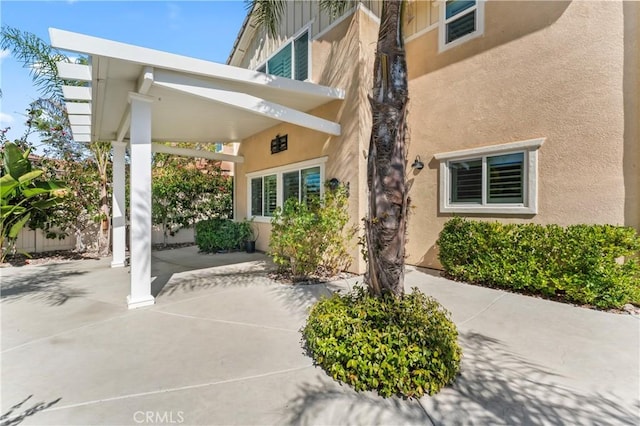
[434,138,544,215]
[257,30,309,81]
[439,0,484,51]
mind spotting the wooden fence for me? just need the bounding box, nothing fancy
[11,226,196,254]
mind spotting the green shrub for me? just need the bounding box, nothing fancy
[303,287,461,398]
[195,219,246,253]
[438,217,640,309]
[270,183,356,280]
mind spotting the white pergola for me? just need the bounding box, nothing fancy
[49,28,344,309]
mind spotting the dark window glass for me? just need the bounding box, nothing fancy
[446,0,475,19]
[251,178,263,216]
[267,44,292,78]
[446,10,476,43]
[487,153,524,204]
[263,174,277,216]
[450,159,482,203]
[294,32,308,81]
[283,171,300,202]
[301,167,321,204]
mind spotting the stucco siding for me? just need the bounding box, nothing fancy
[404,0,630,268]
[235,8,379,274]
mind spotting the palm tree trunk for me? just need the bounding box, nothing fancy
[364,0,409,297]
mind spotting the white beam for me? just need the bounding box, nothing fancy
[62,85,91,101]
[56,62,92,81]
[152,143,244,163]
[111,141,127,268]
[68,114,91,126]
[72,134,91,142]
[138,66,154,94]
[65,102,91,115]
[71,125,91,134]
[115,105,131,143]
[127,92,155,309]
[115,67,154,143]
[153,70,341,136]
[49,28,345,101]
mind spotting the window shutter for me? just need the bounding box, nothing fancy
[301,167,321,203]
[283,171,300,202]
[447,11,476,43]
[294,32,308,81]
[263,174,278,216]
[446,0,475,19]
[487,153,524,204]
[450,159,482,203]
[251,178,263,216]
[267,44,292,78]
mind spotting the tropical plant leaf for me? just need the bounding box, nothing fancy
[3,142,31,179]
[18,169,44,184]
[8,213,30,238]
[0,174,19,199]
[0,205,26,217]
[31,198,61,210]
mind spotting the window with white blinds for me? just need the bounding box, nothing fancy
[247,158,327,220]
[257,30,309,81]
[435,138,544,214]
[439,0,484,51]
[449,153,524,206]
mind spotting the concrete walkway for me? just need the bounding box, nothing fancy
[1,247,638,425]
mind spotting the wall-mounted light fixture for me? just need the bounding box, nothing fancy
[328,178,340,191]
[411,155,424,170]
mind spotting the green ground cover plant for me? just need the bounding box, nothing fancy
[438,217,640,309]
[302,286,462,398]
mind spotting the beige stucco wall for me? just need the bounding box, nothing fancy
[623,1,640,232]
[235,8,380,274]
[237,1,382,73]
[404,0,634,268]
[232,1,637,273]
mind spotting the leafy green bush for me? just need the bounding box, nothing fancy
[195,219,246,253]
[270,184,356,280]
[438,217,640,309]
[303,287,461,398]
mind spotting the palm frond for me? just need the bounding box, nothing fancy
[0,26,68,101]
[247,0,285,39]
[319,0,356,18]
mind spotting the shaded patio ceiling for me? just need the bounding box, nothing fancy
[49,28,345,144]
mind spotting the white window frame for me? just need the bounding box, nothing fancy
[434,138,544,214]
[246,157,327,222]
[438,0,485,52]
[255,24,312,82]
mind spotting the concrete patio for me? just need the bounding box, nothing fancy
[1,246,638,425]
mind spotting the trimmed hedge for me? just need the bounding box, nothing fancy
[303,287,462,398]
[195,219,248,253]
[437,217,640,309]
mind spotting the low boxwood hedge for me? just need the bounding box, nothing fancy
[195,219,246,253]
[302,287,462,398]
[437,217,640,309]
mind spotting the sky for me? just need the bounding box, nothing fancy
[0,0,248,143]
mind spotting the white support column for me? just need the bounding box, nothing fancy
[127,92,155,309]
[111,141,127,268]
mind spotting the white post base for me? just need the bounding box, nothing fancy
[111,261,126,268]
[127,294,155,309]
